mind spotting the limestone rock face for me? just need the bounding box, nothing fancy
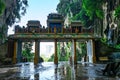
[0,0,14,44]
[0,0,15,58]
[103,0,120,45]
[0,42,7,58]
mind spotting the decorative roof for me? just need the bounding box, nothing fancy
[47,13,64,20]
[70,21,83,27]
[27,20,41,27]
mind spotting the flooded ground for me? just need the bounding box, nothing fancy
[0,62,120,80]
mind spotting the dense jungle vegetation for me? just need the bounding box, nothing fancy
[51,0,120,61]
[1,0,120,62]
[22,0,120,62]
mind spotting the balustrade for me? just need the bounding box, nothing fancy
[15,26,94,34]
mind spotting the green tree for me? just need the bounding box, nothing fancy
[57,0,120,44]
[0,0,28,45]
[82,0,104,20]
[115,5,120,19]
[22,42,34,62]
[48,54,54,62]
[0,0,28,60]
[56,0,70,17]
[5,0,28,26]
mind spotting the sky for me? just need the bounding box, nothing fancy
[8,0,59,35]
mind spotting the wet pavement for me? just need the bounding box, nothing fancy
[0,62,120,80]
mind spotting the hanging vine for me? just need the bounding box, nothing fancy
[0,0,5,15]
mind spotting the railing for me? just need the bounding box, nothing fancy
[15,27,94,34]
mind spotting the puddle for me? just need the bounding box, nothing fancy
[0,62,119,80]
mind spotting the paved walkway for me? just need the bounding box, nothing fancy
[0,62,120,80]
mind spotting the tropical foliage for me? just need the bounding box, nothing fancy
[57,0,120,43]
[82,0,104,20]
[0,0,28,45]
[114,5,120,18]
[56,0,70,17]
[56,0,120,61]
[22,42,34,61]
[48,42,87,62]
[57,0,120,28]
[57,0,104,28]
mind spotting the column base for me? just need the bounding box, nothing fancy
[92,56,96,63]
[54,56,58,64]
[13,57,17,64]
[34,57,39,65]
[74,58,77,65]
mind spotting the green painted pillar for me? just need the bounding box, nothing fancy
[17,40,22,63]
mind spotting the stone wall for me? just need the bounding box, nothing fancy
[0,42,8,58]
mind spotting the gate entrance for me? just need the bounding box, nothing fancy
[8,13,100,65]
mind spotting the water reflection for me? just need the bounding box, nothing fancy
[38,62,56,80]
[71,64,76,80]
[56,62,77,80]
[14,62,118,80]
[16,62,93,80]
[54,65,58,80]
[17,62,35,80]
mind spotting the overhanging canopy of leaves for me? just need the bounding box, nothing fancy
[56,0,70,17]
[22,42,34,61]
[5,0,28,26]
[69,1,82,16]
[82,0,104,20]
[115,5,120,18]
[57,0,104,28]
[72,8,94,28]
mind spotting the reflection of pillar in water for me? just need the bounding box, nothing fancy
[74,65,77,80]
[29,63,34,80]
[20,64,24,75]
[60,65,63,78]
[54,65,58,80]
[71,40,74,65]
[71,65,76,80]
[35,72,40,80]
